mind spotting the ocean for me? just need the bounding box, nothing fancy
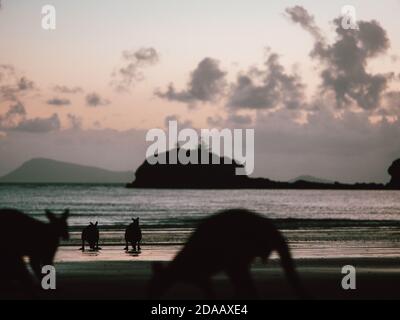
[1,184,400,260]
[1,184,400,226]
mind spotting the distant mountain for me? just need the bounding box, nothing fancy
[0,158,133,183]
[289,175,334,184]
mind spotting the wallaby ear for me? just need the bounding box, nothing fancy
[137,217,140,221]
[90,222,94,226]
[152,262,164,274]
[45,210,56,222]
[62,209,70,220]
[132,218,135,222]
[95,221,98,226]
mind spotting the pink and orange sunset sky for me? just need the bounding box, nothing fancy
[0,0,400,183]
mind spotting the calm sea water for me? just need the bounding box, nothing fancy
[0,184,399,228]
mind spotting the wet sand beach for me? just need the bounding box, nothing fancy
[7,240,397,300]
[37,256,400,300]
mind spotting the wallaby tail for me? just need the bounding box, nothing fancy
[276,237,308,299]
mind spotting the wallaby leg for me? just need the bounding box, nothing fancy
[132,241,137,252]
[227,267,258,299]
[0,255,37,299]
[80,240,85,251]
[137,241,141,251]
[124,241,129,251]
[276,240,307,299]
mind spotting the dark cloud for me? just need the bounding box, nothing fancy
[85,93,110,107]
[13,114,60,133]
[0,65,36,102]
[4,102,26,117]
[53,85,83,94]
[155,57,226,107]
[0,102,26,129]
[286,6,394,111]
[0,101,60,134]
[1,110,399,183]
[47,97,71,106]
[67,114,82,130]
[250,108,400,183]
[227,113,253,126]
[111,47,159,92]
[227,52,306,110]
[285,6,323,41]
[17,77,35,91]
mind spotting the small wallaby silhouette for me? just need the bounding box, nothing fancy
[0,208,69,294]
[80,222,100,251]
[148,209,306,299]
[124,218,142,251]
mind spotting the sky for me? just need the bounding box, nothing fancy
[0,0,399,183]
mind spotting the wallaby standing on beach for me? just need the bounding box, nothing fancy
[148,209,306,299]
[0,208,69,293]
[124,218,142,252]
[80,222,100,251]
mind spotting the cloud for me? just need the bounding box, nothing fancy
[47,97,71,106]
[0,101,27,129]
[285,5,323,41]
[1,109,399,183]
[111,47,159,92]
[227,113,253,126]
[0,65,36,102]
[0,101,25,126]
[226,52,306,110]
[13,114,61,133]
[0,102,60,133]
[67,114,82,130]
[249,108,400,183]
[53,85,83,94]
[286,6,395,111]
[155,57,226,106]
[85,93,110,107]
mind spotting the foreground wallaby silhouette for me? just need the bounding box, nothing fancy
[148,209,306,299]
[80,222,100,251]
[124,218,142,252]
[0,208,69,295]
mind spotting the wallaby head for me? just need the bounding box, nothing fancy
[45,209,70,240]
[132,217,139,226]
[148,262,172,299]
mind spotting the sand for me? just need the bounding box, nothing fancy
[2,244,400,300]
[36,250,400,300]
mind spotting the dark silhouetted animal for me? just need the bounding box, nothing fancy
[80,222,100,251]
[148,209,306,299]
[0,208,69,295]
[124,218,142,252]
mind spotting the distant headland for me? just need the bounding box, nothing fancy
[127,146,400,190]
[0,158,132,184]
